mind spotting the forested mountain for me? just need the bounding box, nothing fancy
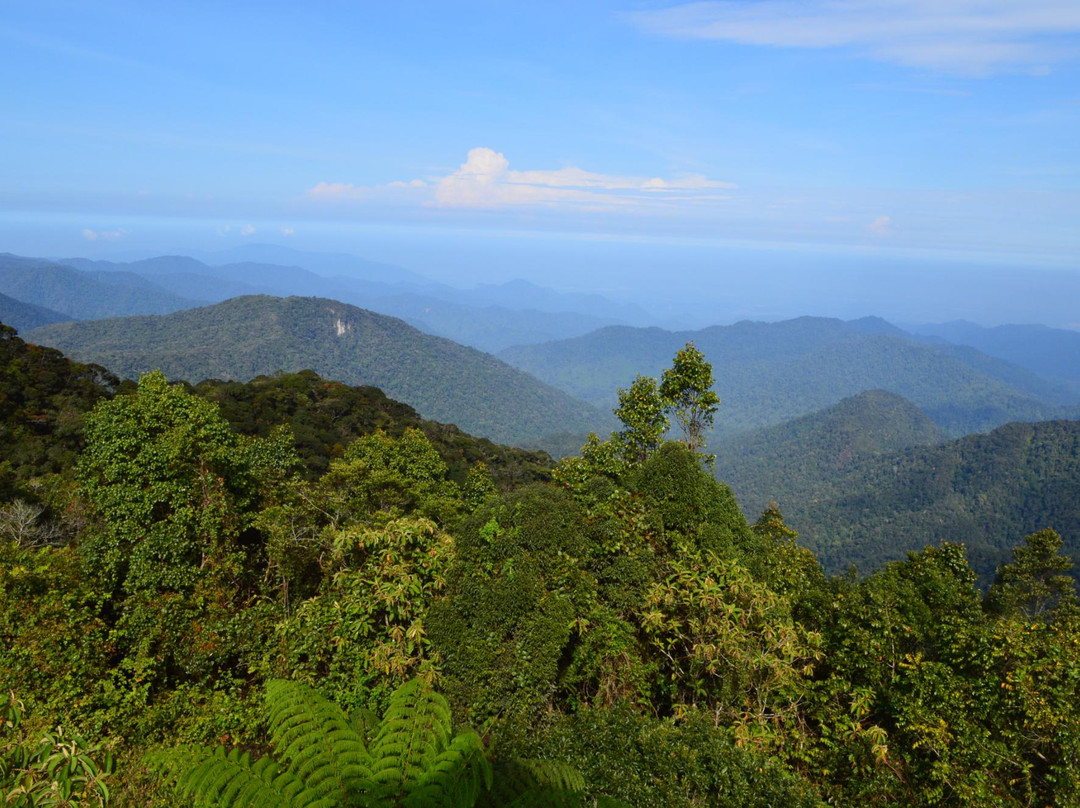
[713,389,946,516]
[0,291,70,332]
[715,401,1080,582]
[911,320,1080,395]
[0,254,202,319]
[194,371,552,487]
[500,316,1079,438]
[25,295,601,446]
[58,253,623,351]
[0,320,547,499]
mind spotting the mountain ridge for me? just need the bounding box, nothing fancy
[499,316,1080,438]
[24,294,602,446]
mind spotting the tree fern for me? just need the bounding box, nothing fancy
[479,759,586,808]
[151,678,621,808]
[264,679,373,804]
[370,679,453,800]
[152,745,332,808]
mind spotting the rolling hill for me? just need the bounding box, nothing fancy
[499,316,1080,439]
[24,295,601,446]
[0,253,202,319]
[58,254,624,352]
[910,320,1080,396]
[713,395,1080,583]
[0,292,71,332]
[713,389,947,519]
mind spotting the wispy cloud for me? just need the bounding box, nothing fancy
[868,215,893,235]
[307,147,735,211]
[308,178,428,200]
[629,1,1080,75]
[81,227,126,241]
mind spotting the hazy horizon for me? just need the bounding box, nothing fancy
[3,1,1078,329]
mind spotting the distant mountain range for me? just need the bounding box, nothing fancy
[0,291,70,332]
[24,295,602,447]
[7,246,1080,456]
[7,280,1080,584]
[909,320,1080,396]
[0,253,201,319]
[713,391,1080,583]
[714,389,946,519]
[500,316,1080,439]
[0,249,642,351]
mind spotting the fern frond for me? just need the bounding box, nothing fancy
[480,759,586,808]
[265,679,374,805]
[516,760,586,794]
[349,706,381,747]
[402,730,492,808]
[147,744,333,808]
[371,679,453,800]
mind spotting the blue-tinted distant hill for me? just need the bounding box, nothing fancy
[0,253,203,319]
[191,244,653,323]
[500,316,1080,439]
[0,292,71,332]
[58,253,627,352]
[191,242,429,285]
[910,320,1080,396]
[25,295,602,446]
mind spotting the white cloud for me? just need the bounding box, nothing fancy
[629,1,1080,74]
[306,148,737,211]
[431,147,736,209]
[240,224,256,236]
[308,178,428,200]
[81,227,126,241]
[308,181,367,199]
[281,227,296,236]
[868,215,893,235]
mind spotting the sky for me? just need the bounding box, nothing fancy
[2,0,1079,324]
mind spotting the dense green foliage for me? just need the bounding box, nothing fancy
[4,331,1080,807]
[192,371,551,487]
[152,677,624,808]
[0,324,122,503]
[26,295,601,445]
[1,693,115,808]
[500,316,1077,438]
[150,678,493,808]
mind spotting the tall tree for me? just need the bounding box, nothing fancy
[613,374,668,464]
[659,341,720,456]
[987,528,1078,619]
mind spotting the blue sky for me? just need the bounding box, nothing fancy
[2,1,1078,320]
